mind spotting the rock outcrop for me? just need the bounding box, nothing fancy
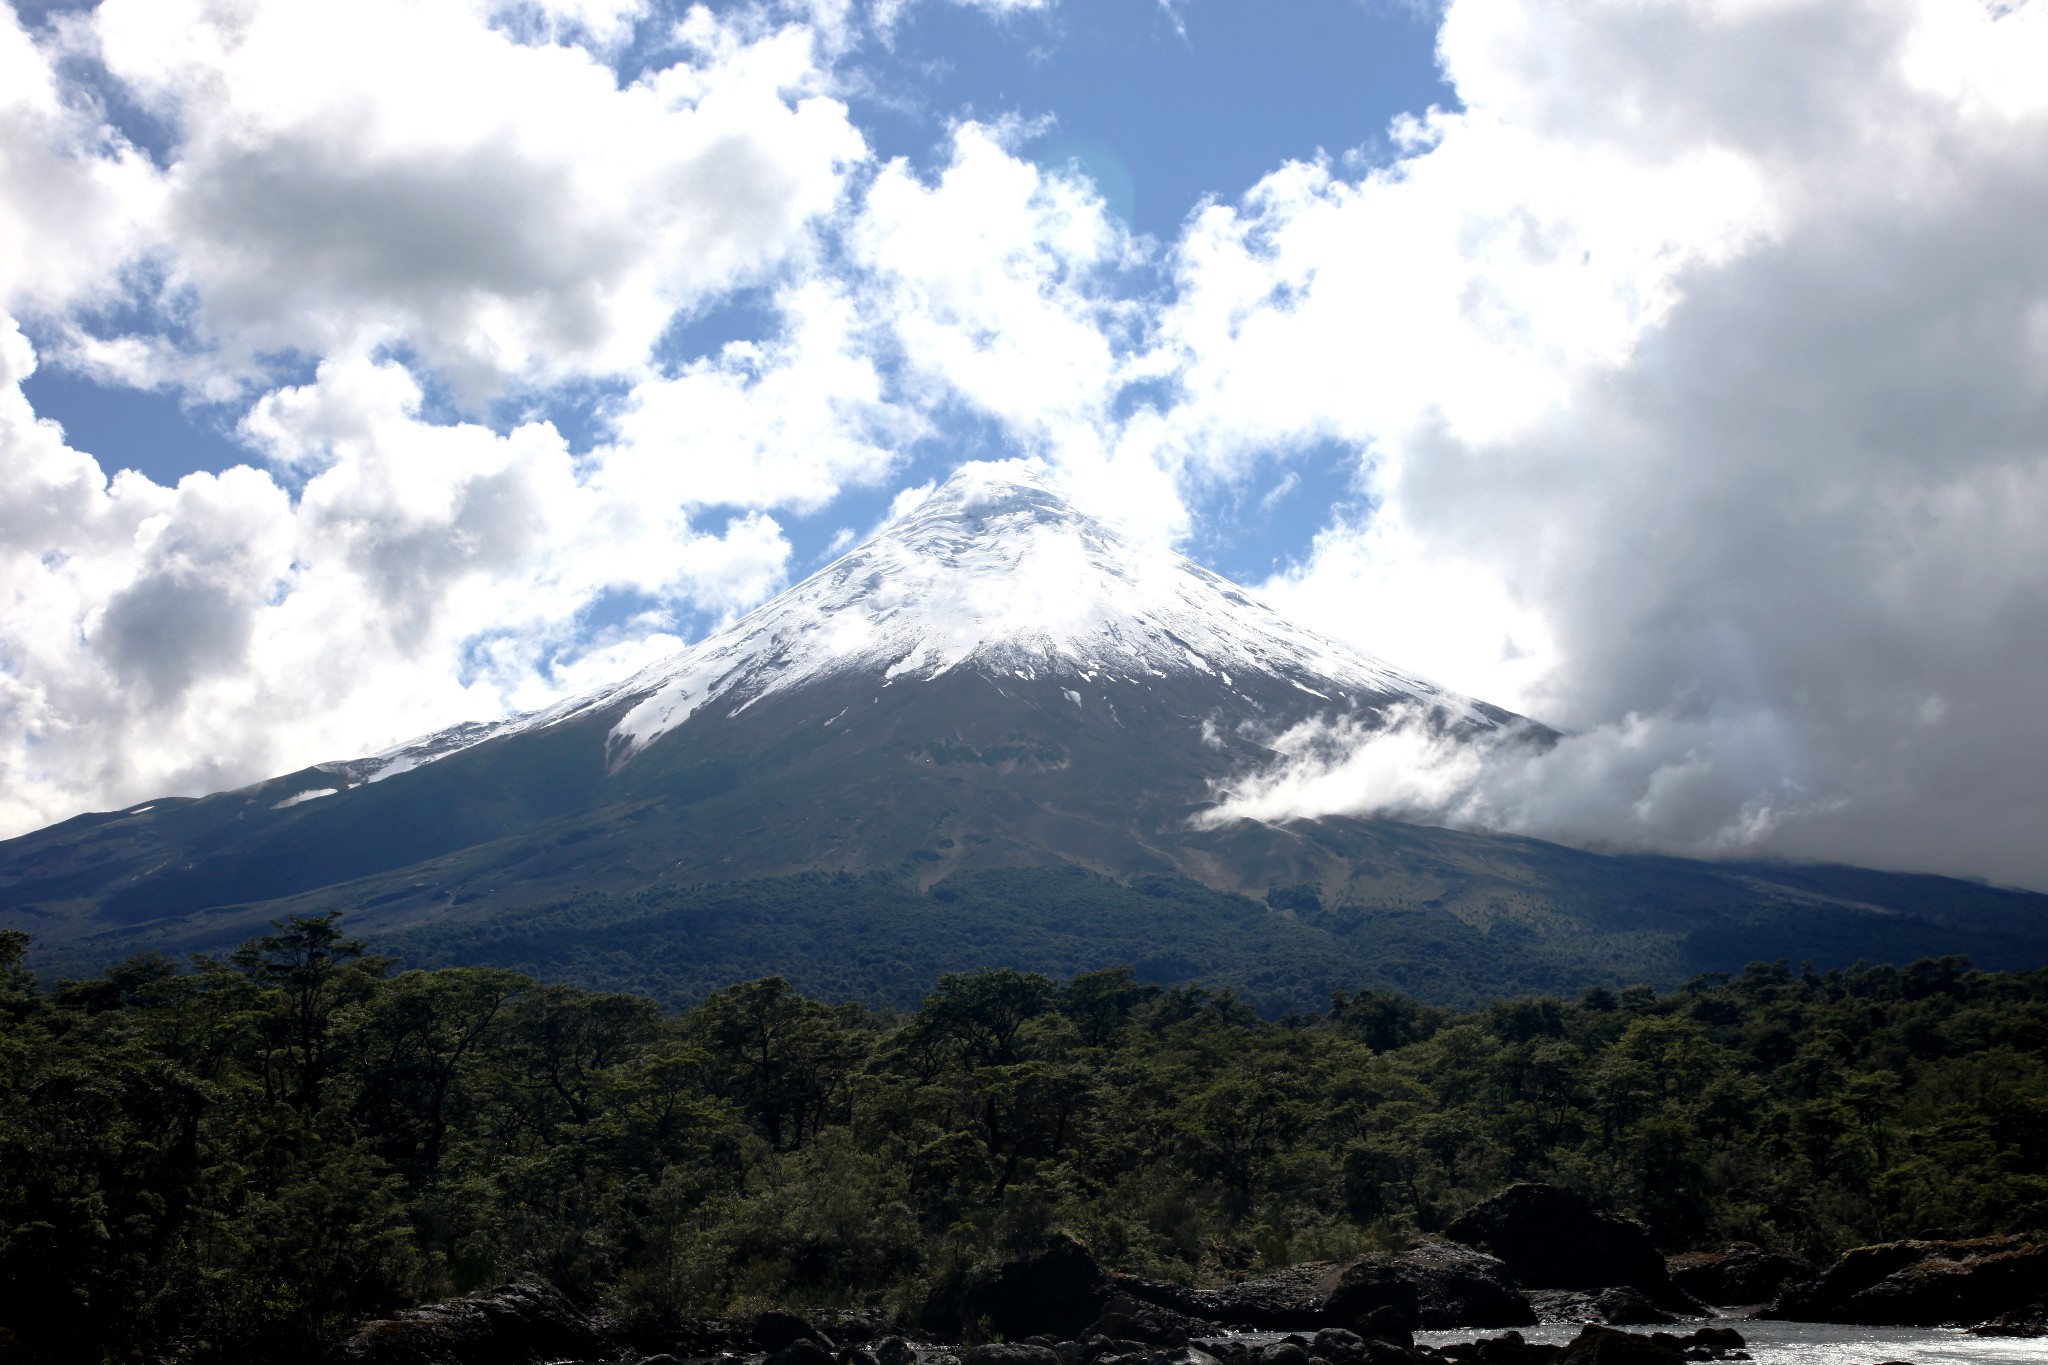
[1445,1185,1699,1313]
[1092,1293,1220,1346]
[952,1235,1113,1341]
[1969,1300,2048,1336]
[961,1345,1062,1365]
[1112,1264,1330,1330]
[756,1311,836,1353]
[334,1278,611,1365]
[1115,1242,1533,1335]
[1665,1243,1812,1306]
[1767,1234,2048,1326]
[1320,1241,1535,1331]
[1549,1324,1684,1363]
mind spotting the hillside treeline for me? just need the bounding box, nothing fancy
[2,917,2046,1363]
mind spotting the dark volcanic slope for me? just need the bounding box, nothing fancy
[6,467,2046,995]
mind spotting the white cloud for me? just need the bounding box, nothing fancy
[1198,705,1844,863]
[71,0,864,396]
[851,121,1132,439]
[0,0,918,836]
[1165,0,2048,889]
[603,276,925,514]
[0,9,162,317]
[1,331,795,836]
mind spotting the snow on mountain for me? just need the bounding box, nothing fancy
[329,464,1501,783]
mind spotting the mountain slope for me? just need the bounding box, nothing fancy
[5,465,2046,1000]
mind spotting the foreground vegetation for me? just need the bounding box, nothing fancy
[3,918,2046,1363]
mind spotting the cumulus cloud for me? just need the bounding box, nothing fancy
[0,8,161,316]
[850,122,1132,437]
[1169,0,2048,889]
[604,276,925,514]
[0,323,800,834]
[67,0,863,396]
[0,0,900,834]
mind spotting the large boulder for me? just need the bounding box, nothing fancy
[334,1278,610,1365]
[1321,1241,1536,1331]
[1083,1294,1211,1347]
[1522,1288,1671,1328]
[1112,1264,1331,1330]
[757,1312,837,1353]
[1550,1325,1685,1364]
[1970,1301,2048,1337]
[954,1235,1112,1341]
[1584,1289,1673,1327]
[1438,1332,1557,1365]
[1665,1243,1812,1306]
[961,1346,1061,1365]
[1446,1186,1697,1312]
[1767,1234,2048,1326]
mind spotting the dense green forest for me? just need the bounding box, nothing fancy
[370,864,2048,1015]
[4,917,2047,1364]
[376,868,1618,1013]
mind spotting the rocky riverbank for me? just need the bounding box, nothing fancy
[336,1283,1751,1365]
[330,1185,2048,1365]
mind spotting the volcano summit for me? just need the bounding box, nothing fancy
[6,467,2046,1006]
[332,463,1524,784]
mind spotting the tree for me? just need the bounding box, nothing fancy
[231,913,389,1112]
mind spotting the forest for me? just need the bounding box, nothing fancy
[2,915,2045,1364]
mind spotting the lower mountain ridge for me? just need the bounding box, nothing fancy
[6,658,2046,1009]
[6,468,2045,1005]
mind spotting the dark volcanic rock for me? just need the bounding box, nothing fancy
[1446,1186,1698,1313]
[1550,1324,1685,1363]
[1522,1290,1602,1324]
[1112,1264,1330,1330]
[1322,1240,1536,1331]
[1352,1307,1413,1349]
[810,1309,893,1346]
[1309,1328,1367,1361]
[334,1277,610,1365]
[758,1313,837,1353]
[1768,1234,2048,1326]
[1665,1243,1812,1306]
[771,1343,836,1365]
[955,1235,1112,1341]
[1676,1326,1745,1357]
[962,1346,1061,1365]
[1970,1300,2048,1336]
[1084,1294,1208,1347]
[1439,1331,1555,1365]
[1119,1243,1531,1335]
[1586,1288,1674,1327]
[1522,1289,1676,1329]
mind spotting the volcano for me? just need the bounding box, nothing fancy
[7,466,2046,1006]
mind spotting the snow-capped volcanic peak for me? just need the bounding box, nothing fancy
[600,464,1491,755]
[337,465,1499,782]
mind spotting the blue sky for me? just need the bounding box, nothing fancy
[6,0,2048,890]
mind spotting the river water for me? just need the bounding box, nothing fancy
[1407,1320,2041,1363]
